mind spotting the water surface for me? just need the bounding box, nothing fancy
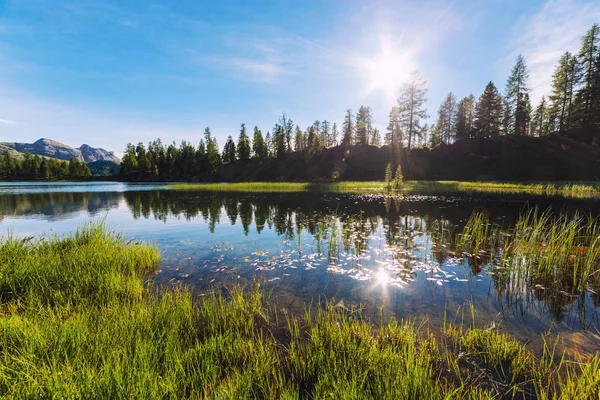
[2,182,600,357]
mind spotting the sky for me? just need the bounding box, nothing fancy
[0,0,599,155]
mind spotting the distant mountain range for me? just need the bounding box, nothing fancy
[0,138,121,164]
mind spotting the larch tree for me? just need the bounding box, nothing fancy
[397,71,428,149]
[505,54,531,135]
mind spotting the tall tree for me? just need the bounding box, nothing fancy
[204,127,220,176]
[573,23,600,138]
[222,136,237,164]
[331,123,339,147]
[237,123,251,161]
[252,126,267,161]
[294,125,305,152]
[320,120,331,148]
[278,113,294,153]
[474,82,503,137]
[531,96,549,137]
[434,92,457,144]
[385,106,403,159]
[341,109,354,146]
[505,54,531,135]
[397,71,428,149]
[455,95,476,140]
[548,51,578,135]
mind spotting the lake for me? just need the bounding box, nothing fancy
[2,181,600,357]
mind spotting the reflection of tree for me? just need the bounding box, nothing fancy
[0,191,122,220]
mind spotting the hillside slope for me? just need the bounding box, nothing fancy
[217,136,600,182]
[0,138,120,163]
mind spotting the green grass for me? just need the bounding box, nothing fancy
[170,180,600,198]
[1,224,599,398]
[458,209,600,295]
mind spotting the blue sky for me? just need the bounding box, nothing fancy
[0,0,598,154]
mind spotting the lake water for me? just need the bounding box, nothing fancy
[2,182,600,357]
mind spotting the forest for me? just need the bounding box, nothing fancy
[119,23,599,182]
[0,152,91,180]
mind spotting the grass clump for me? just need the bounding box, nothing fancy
[1,224,599,398]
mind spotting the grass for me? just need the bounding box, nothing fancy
[458,209,600,296]
[170,180,600,198]
[1,224,599,398]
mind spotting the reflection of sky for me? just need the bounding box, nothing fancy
[1,184,599,357]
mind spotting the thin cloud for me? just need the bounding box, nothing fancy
[507,0,600,103]
[0,118,17,125]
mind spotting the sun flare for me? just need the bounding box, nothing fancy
[361,35,413,104]
[376,269,390,286]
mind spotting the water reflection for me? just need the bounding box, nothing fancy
[1,187,600,352]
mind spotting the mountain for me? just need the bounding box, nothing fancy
[0,138,121,164]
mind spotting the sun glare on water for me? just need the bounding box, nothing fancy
[376,269,390,286]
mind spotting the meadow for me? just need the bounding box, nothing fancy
[1,221,599,398]
[171,180,600,199]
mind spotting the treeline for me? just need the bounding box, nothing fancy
[0,152,91,180]
[120,23,600,181]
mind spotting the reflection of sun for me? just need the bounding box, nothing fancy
[359,35,414,105]
[376,269,390,286]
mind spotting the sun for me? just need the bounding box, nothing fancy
[360,35,413,104]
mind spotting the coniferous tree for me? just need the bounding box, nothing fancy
[204,127,220,176]
[474,82,503,137]
[294,125,305,152]
[385,106,403,160]
[434,93,457,144]
[237,123,251,161]
[531,96,549,137]
[397,71,428,149]
[548,51,578,135]
[320,120,331,148]
[455,95,476,140]
[342,109,354,146]
[265,132,273,158]
[371,128,381,146]
[572,23,600,140]
[505,54,531,135]
[222,136,236,164]
[331,123,339,147]
[252,126,267,161]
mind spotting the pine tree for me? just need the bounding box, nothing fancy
[252,126,267,161]
[385,107,402,161]
[434,92,457,144]
[320,120,331,148]
[474,82,504,137]
[505,54,531,135]
[385,162,392,189]
[294,125,304,152]
[355,106,369,145]
[223,136,236,164]
[265,132,273,158]
[237,123,251,161]
[342,109,354,146]
[572,23,600,140]
[371,128,381,146]
[204,127,220,176]
[397,71,428,149]
[455,95,476,140]
[531,96,549,137]
[393,165,403,189]
[548,51,578,135]
[331,123,339,147]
